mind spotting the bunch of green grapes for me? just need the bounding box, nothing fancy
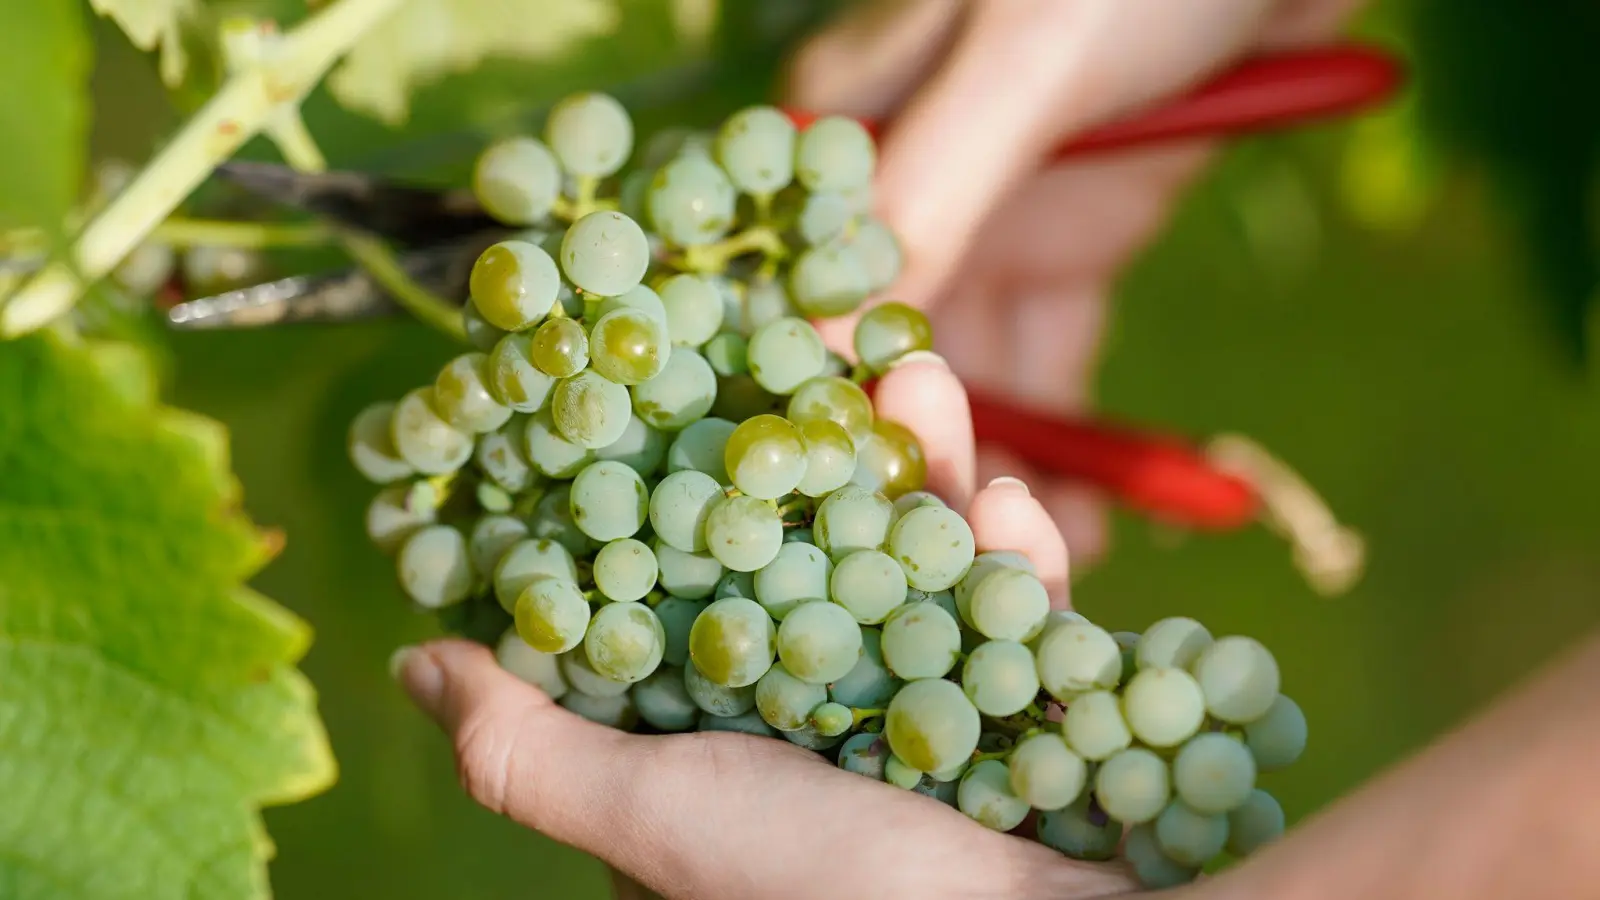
[348,91,1305,888]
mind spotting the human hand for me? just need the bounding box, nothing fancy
[392,356,1142,900]
[786,0,1365,565]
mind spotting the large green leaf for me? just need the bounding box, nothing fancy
[0,0,90,230]
[0,334,335,899]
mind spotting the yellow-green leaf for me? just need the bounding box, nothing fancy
[0,0,90,230]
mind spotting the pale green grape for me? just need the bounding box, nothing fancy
[648,469,721,552]
[552,369,632,449]
[473,136,560,224]
[657,273,723,346]
[741,277,796,333]
[1036,622,1122,701]
[654,595,706,667]
[688,595,776,687]
[435,352,512,434]
[705,495,783,571]
[654,539,724,600]
[1192,636,1281,724]
[1095,748,1171,825]
[584,600,664,684]
[962,639,1040,717]
[560,211,649,296]
[710,373,779,422]
[522,408,595,478]
[640,127,711,168]
[786,723,848,751]
[724,413,806,499]
[594,413,667,475]
[632,347,716,430]
[787,375,873,445]
[463,301,509,352]
[1225,789,1285,857]
[559,647,631,698]
[1115,630,1140,685]
[891,492,945,519]
[474,421,536,493]
[789,243,870,318]
[631,665,699,731]
[666,417,736,483]
[529,483,597,557]
[488,333,557,413]
[837,732,889,780]
[391,388,473,475]
[967,568,1051,643]
[530,317,588,377]
[913,773,961,807]
[828,549,906,625]
[570,461,649,542]
[469,514,529,577]
[885,678,980,774]
[784,527,814,545]
[883,754,922,790]
[1244,695,1307,771]
[1063,690,1132,761]
[1125,824,1199,889]
[795,115,875,193]
[829,627,899,708]
[753,541,831,620]
[495,627,568,699]
[1123,668,1207,749]
[715,569,755,599]
[597,283,667,323]
[698,709,778,738]
[1136,617,1214,671]
[812,485,894,561]
[810,701,852,737]
[887,506,975,592]
[477,482,512,513]
[854,302,933,374]
[776,600,862,685]
[880,601,961,679]
[469,240,560,331]
[1037,796,1121,861]
[493,537,579,613]
[397,525,471,608]
[349,402,413,483]
[958,759,1031,832]
[850,419,927,500]
[955,550,1035,628]
[1008,733,1086,811]
[745,317,826,396]
[560,690,638,729]
[648,153,736,246]
[1155,801,1228,867]
[684,660,756,717]
[844,216,902,292]
[513,576,590,653]
[592,537,657,603]
[703,333,748,377]
[707,274,744,330]
[715,105,795,195]
[365,484,435,553]
[1172,733,1257,814]
[755,661,827,731]
[545,91,632,177]
[590,307,670,385]
[797,192,852,244]
[618,168,652,223]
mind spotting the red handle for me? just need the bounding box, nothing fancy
[785,43,1402,159]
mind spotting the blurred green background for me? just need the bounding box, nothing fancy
[83,0,1600,897]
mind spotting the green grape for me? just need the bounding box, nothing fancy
[828,549,906,625]
[710,373,780,422]
[958,759,1030,832]
[653,539,724,600]
[1136,617,1214,671]
[492,538,579,612]
[688,595,776,687]
[513,576,590,653]
[1037,796,1122,861]
[715,105,796,195]
[590,307,670,385]
[530,483,597,557]
[640,127,711,168]
[741,277,796,333]
[892,491,946,519]
[435,352,513,433]
[810,701,853,737]
[594,413,667,475]
[473,136,560,224]
[552,369,633,449]
[391,388,473,475]
[753,541,831,620]
[474,421,536,493]
[683,660,755,717]
[1008,733,1087,812]
[544,91,632,177]
[962,640,1040,718]
[843,217,902,292]
[703,333,748,376]
[966,569,1049,644]
[396,525,471,608]
[715,569,756,599]
[1036,621,1122,702]
[631,665,699,732]
[797,192,853,245]
[1063,690,1132,761]
[584,601,665,684]
[560,690,638,729]
[887,505,975,592]
[784,527,814,545]
[631,347,717,430]
[365,484,436,553]
[529,317,588,377]
[784,723,846,751]
[618,168,652,223]
[698,709,778,738]
[568,460,649,542]
[559,647,631,698]
[704,494,783,571]
[560,211,649,296]
[463,301,509,352]
[1114,630,1140,685]
[666,417,736,484]
[913,773,961,807]
[850,419,927,499]
[724,413,806,499]
[812,484,894,561]
[587,538,656,603]
[914,588,960,627]
[1095,747,1171,825]
[795,115,875,193]
[789,242,870,318]
[522,407,595,478]
[954,550,1035,628]
[469,240,560,331]
[1155,801,1229,867]
[741,317,826,396]
[647,153,736,247]
[488,333,557,413]
[657,273,724,346]
[829,627,899,708]
[495,628,568,699]
[776,600,863,685]
[837,732,889,780]
[929,757,972,784]
[477,482,513,513]
[854,302,933,374]
[880,601,961,679]
[1244,695,1307,771]
[755,661,827,731]
[1123,668,1207,749]
[1225,789,1286,857]
[654,595,706,667]
[884,677,980,774]
[706,274,743,329]
[1192,636,1281,724]
[786,376,874,445]
[349,402,413,484]
[469,514,529,577]
[648,469,722,552]
[1172,733,1257,814]
[884,754,922,790]
[1124,824,1199,889]
[597,283,668,323]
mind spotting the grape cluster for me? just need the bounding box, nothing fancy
[349,92,1305,888]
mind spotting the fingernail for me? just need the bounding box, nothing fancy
[889,350,948,371]
[985,476,1031,497]
[390,644,444,716]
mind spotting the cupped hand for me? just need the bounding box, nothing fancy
[787,0,1363,564]
[392,356,1140,900]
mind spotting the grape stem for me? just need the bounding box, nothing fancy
[677,227,787,275]
[849,707,886,726]
[340,232,467,342]
[970,750,1010,765]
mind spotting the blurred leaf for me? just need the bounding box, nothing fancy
[0,0,91,231]
[90,0,202,86]
[0,333,335,899]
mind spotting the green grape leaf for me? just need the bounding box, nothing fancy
[326,0,623,125]
[0,0,91,230]
[89,0,201,86]
[0,334,335,899]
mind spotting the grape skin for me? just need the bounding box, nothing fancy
[884,677,980,776]
[753,541,831,621]
[1094,747,1171,825]
[1172,732,1257,815]
[688,596,776,688]
[1243,694,1308,771]
[1192,636,1281,724]
[962,639,1040,717]
[397,525,471,608]
[584,601,666,684]
[349,402,413,483]
[776,600,863,685]
[1122,667,1207,749]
